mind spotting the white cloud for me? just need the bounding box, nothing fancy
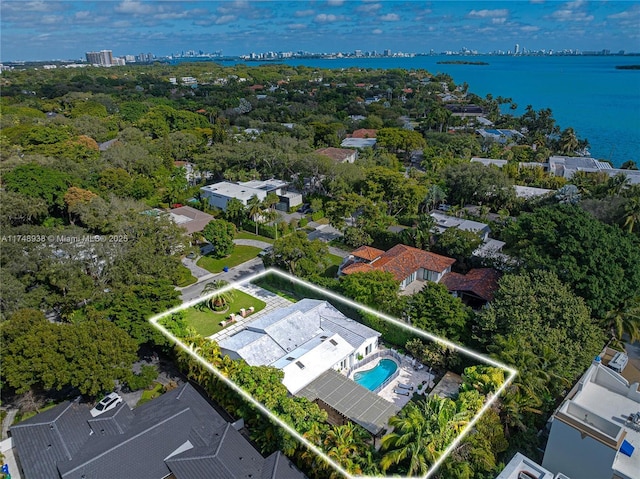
[114,1,154,15]
[468,9,509,18]
[216,15,237,25]
[607,6,640,20]
[74,11,91,20]
[549,0,593,22]
[295,9,315,17]
[315,13,343,23]
[357,3,381,13]
[288,23,307,30]
[492,17,506,24]
[327,0,344,5]
[380,13,399,21]
[521,25,540,32]
[372,28,383,34]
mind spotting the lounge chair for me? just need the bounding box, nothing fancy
[397,383,414,391]
[393,389,410,396]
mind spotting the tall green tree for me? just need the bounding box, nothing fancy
[202,220,236,258]
[502,204,640,317]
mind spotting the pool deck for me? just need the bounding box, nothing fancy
[349,353,436,409]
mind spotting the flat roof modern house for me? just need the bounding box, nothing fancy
[200,179,302,212]
[9,383,306,479]
[542,357,640,479]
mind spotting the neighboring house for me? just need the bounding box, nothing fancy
[430,211,491,241]
[549,156,640,185]
[514,185,554,199]
[218,299,380,395]
[440,268,501,308]
[495,452,567,479]
[349,128,377,139]
[542,355,640,479]
[200,179,302,212]
[476,128,524,144]
[340,244,456,290]
[315,147,358,164]
[444,104,484,117]
[9,383,306,479]
[168,205,214,234]
[340,137,377,149]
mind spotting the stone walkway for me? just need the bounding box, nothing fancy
[207,283,293,342]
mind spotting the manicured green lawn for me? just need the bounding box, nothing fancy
[323,253,344,278]
[196,245,262,273]
[185,289,267,337]
[235,230,275,244]
[136,382,164,406]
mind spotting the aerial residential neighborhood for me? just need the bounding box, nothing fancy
[1,5,640,477]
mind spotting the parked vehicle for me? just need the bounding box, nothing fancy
[90,392,123,417]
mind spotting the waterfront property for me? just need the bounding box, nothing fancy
[217,299,381,394]
[339,244,456,291]
[548,156,640,185]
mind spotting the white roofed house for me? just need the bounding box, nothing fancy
[217,299,380,395]
[542,356,640,479]
[200,178,302,212]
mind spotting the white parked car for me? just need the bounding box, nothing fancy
[90,392,123,417]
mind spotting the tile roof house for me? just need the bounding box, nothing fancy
[315,147,358,164]
[440,268,501,308]
[10,383,305,479]
[340,244,456,291]
[218,299,380,394]
[349,128,377,139]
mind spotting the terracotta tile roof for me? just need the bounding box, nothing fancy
[350,128,378,139]
[351,245,385,261]
[342,244,455,282]
[315,147,357,163]
[440,268,501,302]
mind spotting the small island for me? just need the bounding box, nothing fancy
[437,60,489,65]
[615,65,640,70]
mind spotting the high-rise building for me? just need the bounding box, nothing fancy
[85,50,115,66]
[514,43,520,55]
[85,51,101,64]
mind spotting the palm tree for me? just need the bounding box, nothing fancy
[602,297,640,350]
[422,185,446,213]
[247,194,263,235]
[559,127,579,155]
[621,188,640,234]
[380,396,469,476]
[201,280,235,311]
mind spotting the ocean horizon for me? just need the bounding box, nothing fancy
[175,55,640,168]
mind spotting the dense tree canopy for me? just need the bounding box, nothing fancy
[502,204,640,317]
[2,309,138,396]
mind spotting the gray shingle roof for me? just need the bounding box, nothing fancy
[10,383,305,479]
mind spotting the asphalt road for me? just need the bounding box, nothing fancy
[179,257,265,303]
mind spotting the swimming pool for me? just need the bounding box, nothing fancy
[353,359,398,391]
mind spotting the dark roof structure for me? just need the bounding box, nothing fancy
[10,383,306,479]
[440,268,501,303]
[298,369,400,436]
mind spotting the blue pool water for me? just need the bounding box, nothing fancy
[353,359,398,391]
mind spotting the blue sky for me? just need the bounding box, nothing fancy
[1,1,639,61]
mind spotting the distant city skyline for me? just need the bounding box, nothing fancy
[1,1,639,62]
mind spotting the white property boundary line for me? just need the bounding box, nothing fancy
[149,268,517,479]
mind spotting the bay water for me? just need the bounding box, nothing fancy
[193,55,640,167]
